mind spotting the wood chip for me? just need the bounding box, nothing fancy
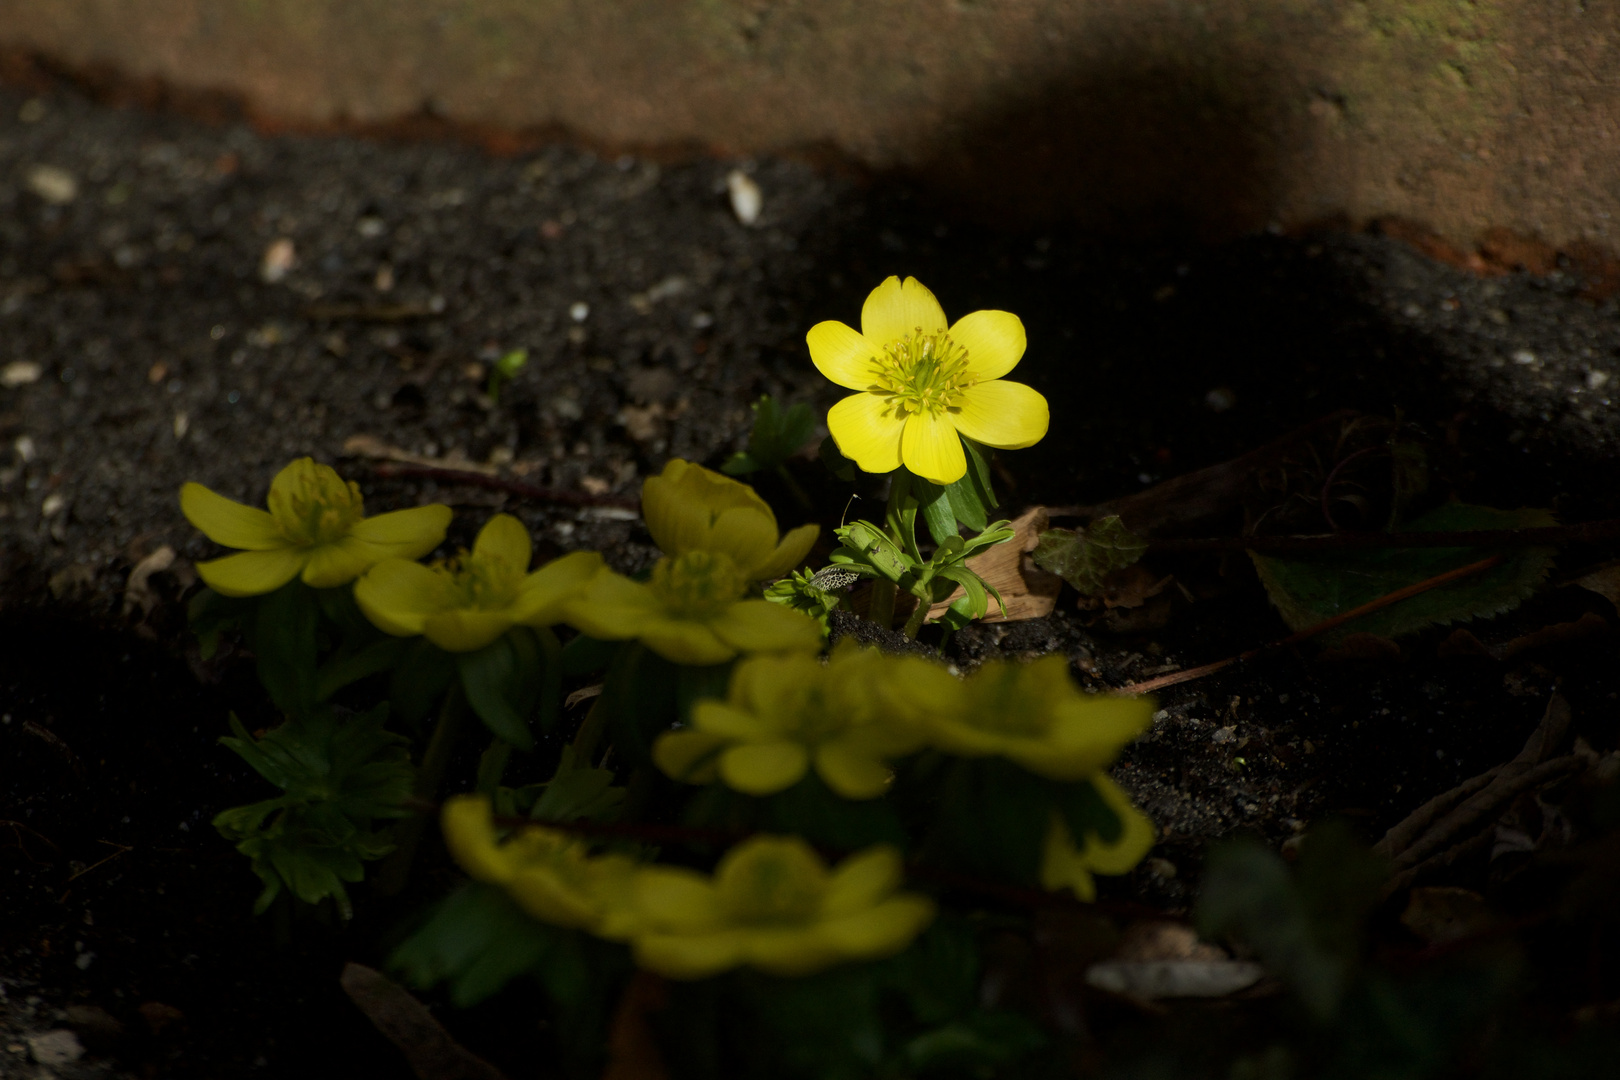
[926,506,1062,625]
[343,433,500,476]
[340,963,509,1080]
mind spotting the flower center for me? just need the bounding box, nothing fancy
[868,329,978,419]
[649,551,748,618]
[718,841,828,924]
[436,550,524,610]
[268,465,365,546]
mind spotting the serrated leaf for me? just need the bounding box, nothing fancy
[1032,516,1149,596]
[1249,503,1558,641]
[530,746,626,822]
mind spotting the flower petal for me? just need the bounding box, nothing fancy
[827,392,904,475]
[440,795,511,884]
[301,536,382,588]
[1076,775,1157,874]
[900,410,967,484]
[741,928,842,977]
[653,729,727,784]
[817,897,936,958]
[753,523,819,581]
[861,276,947,345]
[718,742,810,795]
[822,845,902,917]
[947,309,1027,381]
[707,600,823,656]
[195,547,307,597]
[807,320,881,390]
[348,504,452,560]
[813,740,894,800]
[951,380,1049,450]
[1039,815,1097,901]
[692,700,774,741]
[514,550,604,625]
[710,507,782,580]
[564,573,668,641]
[472,513,533,570]
[637,618,738,666]
[641,460,775,559]
[180,483,284,550]
[355,559,458,637]
[634,931,747,981]
[421,609,514,653]
[635,867,724,930]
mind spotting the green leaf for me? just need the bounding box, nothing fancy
[760,772,908,851]
[899,1011,1047,1073]
[456,629,544,750]
[1051,777,1123,847]
[529,746,626,822]
[725,395,817,475]
[908,475,961,546]
[835,521,913,584]
[214,706,415,917]
[391,880,572,1007]
[559,632,620,677]
[389,637,457,727]
[601,643,681,765]
[250,579,321,720]
[1032,516,1149,597]
[1249,503,1558,641]
[763,570,841,635]
[316,636,409,701]
[942,437,997,534]
[187,586,250,660]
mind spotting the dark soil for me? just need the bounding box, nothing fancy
[3,79,1620,1077]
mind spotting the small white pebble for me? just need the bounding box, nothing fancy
[14,435,35,462]
[40,493,65,518]
[726,169,762,225]
[1512,349,1538,366]
[259,238,296,284]
[0,361,42,388]
[27,1030,83,1066]
[569,301,590,323]
[27,165,78,205]
[1587,370,1610,390]
[173,411,190,439]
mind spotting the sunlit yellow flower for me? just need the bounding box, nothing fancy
[629,836,934,979]
[565,550,821,665]
[1039,775,1157,901]
[653,642,929,798]
[442,794,639,935]
[180,457,451,596]
[916,655,1152,781]
[807,276,1048,484]
[355,513,600,653]
[642,459,817,581]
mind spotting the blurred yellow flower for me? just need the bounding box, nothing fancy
[642,459,817,580]
[180,457,450,596]
[1039,776,1157,901]
[807,276,1048,484]
[629,836,934,979]
[355,513,601,653]
[442,794,638,935]
[565,550,821,665]
[917,655,1152,781]
[653,642,929,798]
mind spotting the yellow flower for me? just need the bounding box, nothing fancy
[642,459,817,581]
[565,550,821,665]
[442,795,639,936]
[807,276,1049,485]
[180,457,451,596]
[628,836,934,979]
[354,513,601,653]
[917,655,1153,781]
[1039,775,1157,901]
[653,642,929,798]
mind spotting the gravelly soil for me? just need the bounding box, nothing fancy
[3,80,1620,1078]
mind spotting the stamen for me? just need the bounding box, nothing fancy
[867,328,977,419]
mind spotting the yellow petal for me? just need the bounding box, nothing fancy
[752,523,819,581]
[947,310,1026,381]
[421,609,515,653]
[180,482,285,550]
[827,392,904,475]
[652,729,728,784]
[1039,815,1097,901]
[440,795,512,884]
[514,550,605,625]
[861,276,947,345]
[1078,775,1157,874]
[692,700,773,741]
[741,928,842,977]
[641,460,776,559]
[719,742,810,795]
[634,931,747,980]
[951,380,1049,450]
[822,846,903,916]
[900,410,967,484]
[813,741,894,800]
[472,513,533,570]
[635,866,724,930]
[707,599,823,656]
[195,547,308,597]
[817,896,935,958]
[637,618,737,666]
[301,536,381,588]
[806,320,880,390]
[354,559,458,637]
[507,870,600,929]
[709,507,782,580]
[564,573,667,641]
[348,504,453,560]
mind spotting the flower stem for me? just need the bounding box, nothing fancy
[900,598,930,639]
[868,579,897,630]
[475,739,511,795]
[376,683,465,896]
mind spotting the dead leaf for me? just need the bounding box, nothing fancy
[564,684,604,709]
[1399,886,1496,944]
[343,434,499,476]
[926,507,1062,624]
[48,563,97,602]
[1113,921,1225,963]
[1438,612,1608,662]
[1085,960,1266,1000]
[123,545,176,617]
[1098,564,1172,610]
[340,963,509,1080]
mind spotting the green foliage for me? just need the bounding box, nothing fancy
[762,568,843,634]
[1249,503,1558,640]
[456,627,550,750]
[248,580,322,720]
[1032,515,1149,596]
[213,706,415,917]
[506,745,626,823]
[830,503,1014,627]
[723,395,816,476]
[486,347,529,404]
